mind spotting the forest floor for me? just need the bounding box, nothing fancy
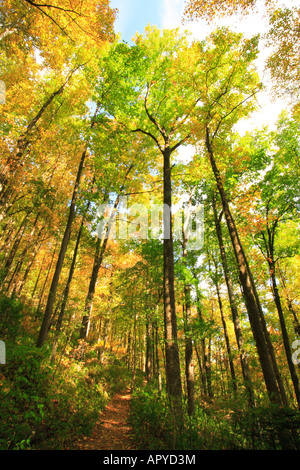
[71,389,137,450]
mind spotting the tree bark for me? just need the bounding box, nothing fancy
[51,214,85,362]
[163,144,183,422]
[212,193,256,407]
[182,195,195,416]
[215,275,237,396]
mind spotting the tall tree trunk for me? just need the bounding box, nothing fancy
[182,197,195,416]
[183,289,195,415]
[212,193,256,407]
[51,214,85,362]
[1,213,28,282]
[163,144,183,423]
[131,311,137,393]
[4,212,40,292]
[36,242,58,312]
[146,317,153,383]
[79,165,133,342]
[215,275,237,396]
[15,228,45,297]
[193,284,212,398]
[278,263,300,336]
[79,237,102,341]
[205,128,282,405]
[154,318,162,395]
[268,257,300,407]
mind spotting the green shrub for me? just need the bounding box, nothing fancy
[102,358,132,394]
[130,384,174,449]
[0,341,49,449]
[0,340,112,450]
[0,295,24,340]
[129,383,300,450]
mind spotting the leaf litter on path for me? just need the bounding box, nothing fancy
[72,389,137,450]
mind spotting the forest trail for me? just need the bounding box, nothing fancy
[72,389,137,450]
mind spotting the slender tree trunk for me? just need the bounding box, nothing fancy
[184,294,195,415]
[4,213,40,292]
[79,187,128,342]
[146,317,153,383]
[182,201,195,416]
[205,129,282,405]
[193,287,211,397]
[99,317,110,363]
[246,241,289,406]
[268,258,300,407]
[131,311,137,392]
[215,276,237,396]
[194,342,205,395]
[1,213,28,281]
[31,251,47,300]
[15,230,45,297]
[37,243,58,312]
[51,215,84,362]
[79,237,102,341]
[212,193,256,407]
[278,263,300,336]
[163,144,183,425]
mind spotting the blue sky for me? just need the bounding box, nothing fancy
[110,0,185,43]
[110,0,161,42]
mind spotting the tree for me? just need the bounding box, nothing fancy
[95,26,207,426]
[183,0,275,22]
[251,134,300,407]
[36,106,100,347]
[0,0,116,52]
[191,28,287,407]
[266,7,300,104]
[211,192,256,407]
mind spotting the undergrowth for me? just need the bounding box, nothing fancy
[129,382,300,450]
[0,294,133,450]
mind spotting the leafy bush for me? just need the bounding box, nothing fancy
[0,295,24,340]
[129,384,300,450]
[102,358,132,394]
[130,384,175,449]
[0,341,111,450]
[0,340,50,449]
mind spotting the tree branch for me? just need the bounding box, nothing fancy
[131,128,163,153]
[212,87,261,140]
[23,0,81,15]
[22,0,74,40]
[144,83,167,140]
[170,133,191,153]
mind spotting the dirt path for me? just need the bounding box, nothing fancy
[73,389,137,450]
